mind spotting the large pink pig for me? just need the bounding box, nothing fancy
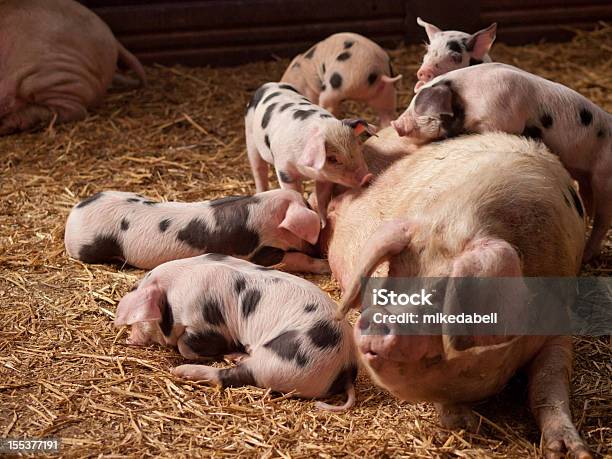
[64,189,328,273]
[281,33,402,126]
[324,129,590,458]
[392,63,611,260]
[0,0,145,135]
[115,254,358,411]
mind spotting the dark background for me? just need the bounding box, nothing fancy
[78,0,612,66]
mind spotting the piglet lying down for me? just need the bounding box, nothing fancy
[115,254,358,410]
[64,189,327,273]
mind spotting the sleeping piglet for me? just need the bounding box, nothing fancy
[392,63,612,260]
[245,82,373,223]
[0,0,145,135]
[281,32,402,126]
[115,254,358,411]
[414,17,496,91]
[64,189,328,273]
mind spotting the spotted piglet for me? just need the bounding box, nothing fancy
[114,254,358,411]
[245,82,373,223]
[392,63,612,260]
[281,33,402,126]
[415,17,496,91]
[64,189,328,273]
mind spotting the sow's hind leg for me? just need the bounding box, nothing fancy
[528,336,591,459]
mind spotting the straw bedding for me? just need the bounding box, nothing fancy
[1,25,611,458]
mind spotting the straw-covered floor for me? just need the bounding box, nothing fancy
[1,25,611,458]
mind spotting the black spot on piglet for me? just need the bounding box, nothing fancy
[263,91,281,104]
[250,246,285,266]
[330,73,343,89]
[201,297,225,326]
[579,108,593,126]
[183,330,233,357]
[261,103,277,129]
[293,109,317,120]
[77,192,103,208]
[447,40,462,53]
[308,320,341,349]
[219,365,257,388]
[264,330,308,366]
[79,235,124,265]
[127,198,140,203]
[337,52,351,61]
[120,218,130,231]
[540,113,553,129]
[160,294,174,337]
[304,303,318,313]
[367,73,378,86]
[278,83,299,93]
[344,40,354,49]
[241,288,262,318]
[159,218,171,232]
[247,85,267,113]
[234,276,246,294]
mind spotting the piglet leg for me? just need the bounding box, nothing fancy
[246,138,269,192]
[528,336,591,459]
[315,181,334,226]
[584,171,611,261]
[173,362,257,388]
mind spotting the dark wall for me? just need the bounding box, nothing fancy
[79,0,611,66]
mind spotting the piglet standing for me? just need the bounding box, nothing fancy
[245,82,373,223]
[392,63,612,260]
[115,254,358,411]
[414,18,496,91]
[0,0,145,135]
[281,33,402,126]
[64,189,328,273]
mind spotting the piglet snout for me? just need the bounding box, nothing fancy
[416,66,435,84]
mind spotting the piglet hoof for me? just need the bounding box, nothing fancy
[171,364,218,384]
[542,425,592,459]
[311,258,331,274]
[434,402,480,433]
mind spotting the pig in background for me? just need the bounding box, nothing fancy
[114,254,358,411]
[281,33,402,126]
[245,82,373,223]
[392,62,611,260]
[325,130,590,458]
[64,189,328,273]
[0,0,145,135]
[415,17,497,91]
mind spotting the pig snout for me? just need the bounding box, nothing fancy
[391,116,413,137]
[416,66,436,84]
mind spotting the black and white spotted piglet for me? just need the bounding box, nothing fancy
[245,82,373,222]
[114,254,358,411]
[392,63,612,260]
[64,189,328,273]
[414,17,496,91]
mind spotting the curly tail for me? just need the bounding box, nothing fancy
[116,40,146,87]
[315,382,356,412]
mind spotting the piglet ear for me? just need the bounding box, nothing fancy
[416,17,442,41]
[342,118,378,137]
[115,283,163,326]
[298,127,327,170]
[466,23,497,59]
[279,201,321,245]
[414,85,453,117]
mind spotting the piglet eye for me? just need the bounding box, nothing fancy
[451,52,462,64]
[327,156,339,165]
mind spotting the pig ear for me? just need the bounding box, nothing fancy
[416,17,442,41]
[115,283,163,326]
[341,118,378,137]
[466,23,497,59]
[299,127,327,170]
[414,84,453,117]
[279,201,321,245]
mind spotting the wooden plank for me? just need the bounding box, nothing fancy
[118,18,406,52]
[481,5,612,25]
[481,0,611,10]
[495,22,602,44]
